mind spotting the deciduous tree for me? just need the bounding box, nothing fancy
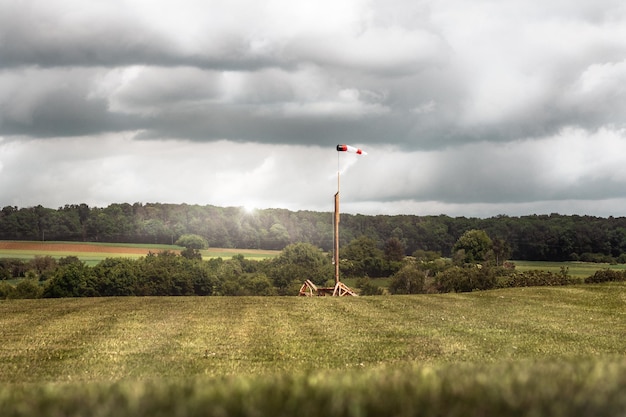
[175,234,208,250]
[452,229,493,264]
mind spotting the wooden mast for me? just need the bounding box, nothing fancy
[334,192,340,284]
[331,150,357,296]
[298,145,358,296]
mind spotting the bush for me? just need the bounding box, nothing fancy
[269,243,332,294]
[0,258,29,279]
[501,269,576,287]
[0,267,10,281]
[93,258,140,296]
[43,262,96,298]
[175,234,208,250]
[434,265,500,293]
[9,279,43,299]
[180,247,202,260]
[241,273,277,296]
[586,269,626,284]
[412,250,442,262]
[356,278,384,295]
[29,255,57,280]
[389,264,426,294]
[0,281,14,299]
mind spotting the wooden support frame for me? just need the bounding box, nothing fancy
[332,281,358,296]
[298,279,357,297]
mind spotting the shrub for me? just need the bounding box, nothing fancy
[503,269,575,287]
[43,262,96,298]
[29,255,57,280]
[389,264,426,294]
[435,265,499,293]
[0,258,28,279]
[175,234,208,250]
[241,273,277,296]
[356,278,384,295]
[10,279,43,299]
[412,249,441,262]
[180,247,202,260]
[586,269,626,284]
[269,243,332,294]
[93,258,140,296]
[0,281,14,299]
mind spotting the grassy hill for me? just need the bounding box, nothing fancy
[1,284,625,416]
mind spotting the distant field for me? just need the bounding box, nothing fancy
[0,241,279,265]
[0,284,625,416]
[197,247,280,260]
[2,240,623,279]
[513,259,626,278]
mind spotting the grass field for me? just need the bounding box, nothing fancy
[513,259,626,279]
[1,284,625,416]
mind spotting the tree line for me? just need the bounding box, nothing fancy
[2,232,624,300]
[3,203,626,262]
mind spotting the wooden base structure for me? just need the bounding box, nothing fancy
[298,279,358,297]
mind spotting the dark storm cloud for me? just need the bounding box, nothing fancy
[2,0,626,217]
[0,1,286,71]
[0,0,446,145]
[0,68,142,137]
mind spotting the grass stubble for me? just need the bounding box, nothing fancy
[0,284,625,416]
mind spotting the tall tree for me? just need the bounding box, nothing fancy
[491,237,511,266]
[384,237,406,262]
[269,242,332,294]
[452,229,493,264]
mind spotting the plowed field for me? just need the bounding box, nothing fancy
[0,241,278,263]
[0,241,159,254]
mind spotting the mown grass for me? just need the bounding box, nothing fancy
[1,284,625,416]
[2,358,625,417]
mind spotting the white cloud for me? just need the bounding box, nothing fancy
[2,0,626,217]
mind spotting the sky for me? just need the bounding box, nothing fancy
[1,0,626,218]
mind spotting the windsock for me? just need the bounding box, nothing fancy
[336,144,367,155]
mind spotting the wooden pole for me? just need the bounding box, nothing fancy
[334,156,341,284]
[334,190,340,284]
[298,147,358,296]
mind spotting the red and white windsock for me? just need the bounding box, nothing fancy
[336,144,367,155]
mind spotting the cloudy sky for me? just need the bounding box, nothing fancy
[1,0,626,218]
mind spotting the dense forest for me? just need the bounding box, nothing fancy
[2,202,626,262]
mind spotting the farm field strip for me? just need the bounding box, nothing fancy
[0,241,279,264]
[2,240,624,273]
[0,241,176,253]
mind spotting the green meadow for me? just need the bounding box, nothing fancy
[1,284,625,416]
[513,259,626,279]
